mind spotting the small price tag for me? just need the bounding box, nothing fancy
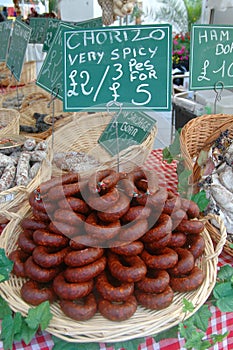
[98,110,156,156]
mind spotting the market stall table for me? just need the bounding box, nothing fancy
[0,149,232,350]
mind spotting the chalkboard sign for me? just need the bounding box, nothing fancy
[63,24,172,111]
[6,19,32,81]
[43,18,60,52]
[29,17,49,44]
[74,17,102,29]
[190,24,233,90]
[98,110,156,156]
[36,22,75,100]
[0,20,12,62]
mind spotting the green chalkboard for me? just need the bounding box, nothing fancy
[36,22,75,100]
[190,24,233,90]
[98,110,156,156]
[6,19,32,81]
[0,20,12,62]
[74,17,102,29]
[63,24,172,111]
[42,18,60,52]
[29,17,49,44]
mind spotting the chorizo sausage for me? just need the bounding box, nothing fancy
[29,191,56,214]
[64,247,104,267]
[54,209,86,227]
[24,256,60,283]
[49,221,81,238]
[17,230,37,254]
[167,248,195,276]
[88,169,120,193]
[170,266,205,292]
[32,209,51,223]
[95,271,134,301]
[135,269,170,294]
[98,295,137,321]
[33,229,69,248]
[58,197,90,215]
[47,181,86,201]
[144,231,172,250]
[60,293,97,321]
[110,241,144,256]
[64,255,107,283]
[53,273,94,300]
[141,213,172,243]
[39,173,80,194]
[180,198,200,218]
[168,232,187,248]
[21,218,47,231]
[175,219,204,234]
[8,249,29,277]
[141,247,178,270]
[21,280,56,306]
[97,192,130,223]
[118,219,148,243]
[107,251,147,283]
[135,285,174,310]
[32,246,70,268]
[121,205,152,224]
[88,187,120,211]
[186,234,205,259]
[163,191,181,215]
[85,212,121,241]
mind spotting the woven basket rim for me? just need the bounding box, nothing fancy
[0,208,226,343]
[179,113,233,256]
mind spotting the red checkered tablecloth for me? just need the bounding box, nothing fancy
[1,149,232,350]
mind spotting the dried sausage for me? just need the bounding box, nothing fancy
[136,269,170,294]
[32,246,70,268]
[21,218,47,231]
[88,169,120,193]
[98,295,137,321]
[49,221,81,238]
[96,271,134,301]
[8,249,29,277]
[118,219,148,243]
[167,248,195,276]
[185,234,205,259]
[64,247,104,267]
[21,280,56,306]
[17,230,37,254]
[53,273,94,300]
[97,192,130,223]
[64,255,107,283]
[60,293,97,321]
[33,229,69,248]
[24,256,60,283]
[107,251,147,283]
[135,285,174,310]
[170,266,205,292]
[85,212,121,241]
[141,213,172,243]
[141,247,178,270]
[110,241,144,256]
[88,187,120,211]
[175,219,204,234]
[58,197,90,214]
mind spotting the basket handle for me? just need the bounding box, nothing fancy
[200,213,227,259]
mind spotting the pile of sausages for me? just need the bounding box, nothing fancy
[9,167,206,322]
[0,138,48,192]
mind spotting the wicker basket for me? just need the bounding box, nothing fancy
[180,113,233,256]
[0,108,20,137]
[49,111,157,175]
[0,61,36,87]
[1,83,50,110]
[0,137,52,224]
[19,98,64,140]
[0,209,226,343]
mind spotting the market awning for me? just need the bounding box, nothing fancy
[0,0,14,6]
